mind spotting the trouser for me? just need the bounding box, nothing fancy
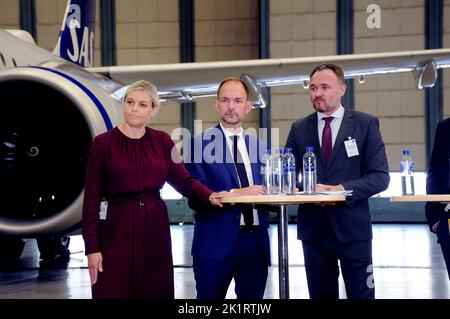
[436,218,450,279]
[193,231,268,299]
[301,215,374,299]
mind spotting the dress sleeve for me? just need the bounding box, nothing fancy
[82,135,107,255]
[164,134,213,205]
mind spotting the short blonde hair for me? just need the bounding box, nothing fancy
[124,80,160,110]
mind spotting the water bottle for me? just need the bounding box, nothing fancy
[400,149,415,195]
[283,147,296,195]
[261,148,273,195]
[272,148,284,194]
[303,146,317,194]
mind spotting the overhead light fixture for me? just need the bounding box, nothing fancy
[303,80,309,89]
[240,73,268,108]
[358,75,366,84]
[415,59,437,89]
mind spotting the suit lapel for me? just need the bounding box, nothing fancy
[244,135,260,184]
[306,114,322,166]
[216,124,240,186]
[328,108,353,167]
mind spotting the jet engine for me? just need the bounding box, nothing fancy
[0,66,122,239]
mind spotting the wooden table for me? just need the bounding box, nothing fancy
[220,193,346,299]
[391,194,450,202]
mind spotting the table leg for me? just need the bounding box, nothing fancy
[277,204,289,299]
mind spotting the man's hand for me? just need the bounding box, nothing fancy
[316,183,344,192]
[315,183,344,206]
[208,186,262,207]
[230,185,262,195]
[432,221,440,233]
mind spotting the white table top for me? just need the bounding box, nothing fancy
[390,194,450,202]
[218,194,346,205]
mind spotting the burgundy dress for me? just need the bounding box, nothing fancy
[82,127,212,299]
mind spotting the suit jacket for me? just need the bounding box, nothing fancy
[285,108,390,243]
[425,117,450,230]
[185,124,271,264]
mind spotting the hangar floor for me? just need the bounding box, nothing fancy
[0,224,449,299]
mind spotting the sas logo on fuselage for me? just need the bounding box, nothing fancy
[65,4,94,67]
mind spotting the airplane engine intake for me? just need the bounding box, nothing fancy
[0,67,122,237]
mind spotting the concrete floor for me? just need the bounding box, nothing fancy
[0,224,449,299]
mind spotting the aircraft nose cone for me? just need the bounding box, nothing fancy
[26,145,40,157]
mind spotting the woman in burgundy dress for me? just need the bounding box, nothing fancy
[82,80,223,299]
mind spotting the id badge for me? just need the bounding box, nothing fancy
[344,138,359,157]
[99,201,108,220]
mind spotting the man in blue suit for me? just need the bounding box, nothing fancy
[425,117,450,279]
[285,64,389,299]
[185,77,271,299]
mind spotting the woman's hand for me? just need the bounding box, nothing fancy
[87,252,103,285]
[209,191,232,207]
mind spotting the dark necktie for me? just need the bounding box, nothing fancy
[231,135,253,226]
[322,117,334,166]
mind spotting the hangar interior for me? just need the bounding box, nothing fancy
[0,0,450,299]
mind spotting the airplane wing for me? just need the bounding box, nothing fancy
[89,48,450,102]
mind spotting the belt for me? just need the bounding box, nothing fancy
[106,191,160,205]
[239,225,260,232]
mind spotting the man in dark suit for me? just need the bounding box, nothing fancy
[185,78,271,299]
[425,117,450,279]
[285,64,390,299]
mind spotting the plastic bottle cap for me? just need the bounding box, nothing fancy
[402,149,410,155]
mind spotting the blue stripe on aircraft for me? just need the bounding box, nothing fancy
[32,66,113,130]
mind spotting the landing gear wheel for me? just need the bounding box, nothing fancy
[37,236,71,261]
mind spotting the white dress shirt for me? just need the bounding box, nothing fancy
[220,123,259,225]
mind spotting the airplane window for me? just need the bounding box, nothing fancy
[0,53,5,66]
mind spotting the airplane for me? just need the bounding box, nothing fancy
[1,0,450,261]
